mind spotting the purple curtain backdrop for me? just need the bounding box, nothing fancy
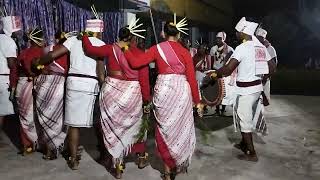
[0,0,122,45]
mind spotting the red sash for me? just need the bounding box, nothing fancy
[112,45,139,80]
[156,41,185,74]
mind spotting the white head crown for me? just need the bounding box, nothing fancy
[127,18,146,39]
[28,28,43,46]
[170,13,188,35]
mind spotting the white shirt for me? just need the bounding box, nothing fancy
[267,45,277,64]
[231,41,270,95]
[210,44,234,70]
[0,34,17,75]
[63,36,105,77]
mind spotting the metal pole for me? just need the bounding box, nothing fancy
[149,9,158,44]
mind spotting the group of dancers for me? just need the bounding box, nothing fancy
[0,6,277,180]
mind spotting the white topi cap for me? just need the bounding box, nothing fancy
[235,17,247,32]
[256,28,267,38]
[1,16,22,36]
[235,17,258,36]
[85,19,104,32]
[216,31,226,42]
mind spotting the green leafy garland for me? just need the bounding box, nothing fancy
[135,103,153,142]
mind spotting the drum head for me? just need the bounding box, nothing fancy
[201,78,225,107]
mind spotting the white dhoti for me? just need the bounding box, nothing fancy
[0,76,14,116]
[221,76,236,106]
[65,76,99,128]
[233,92,267,135]
[263,79,271,104]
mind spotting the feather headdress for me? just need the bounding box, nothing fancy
[127,18,146,39]
[28,28,43,46]
[90,4,102,20]
[169,13,188,35]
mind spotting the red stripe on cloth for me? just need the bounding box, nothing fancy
[155,126,176,169]
[130,142,146,154]
[20,126,32,147]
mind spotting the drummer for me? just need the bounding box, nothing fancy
[193,42,210,88]
[209,32,234,116]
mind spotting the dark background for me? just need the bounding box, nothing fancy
[66,0,320,95]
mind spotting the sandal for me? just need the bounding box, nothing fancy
[161,172,176,180]
[237,149,258,162]
[67,157,80,170]
[234,141,247,154]
[137,152,149,169]
[42,154,57,160]
[22,147,34,156]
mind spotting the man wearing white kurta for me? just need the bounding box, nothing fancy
[36,19,105,169]
[256,28,278,104]
[209,32,235,115]
[210,17,276,162]
[0,15,21,134]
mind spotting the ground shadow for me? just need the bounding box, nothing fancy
[3,114,22,150]
[195,115,234,132]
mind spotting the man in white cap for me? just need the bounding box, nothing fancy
[0,14,21,136]
[210,31,234,70]
[256,28,278,105]
[35,16,105,169]
[210,17,276,162]
[209,32,234,115]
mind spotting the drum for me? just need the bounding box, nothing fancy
[200,76,226,107]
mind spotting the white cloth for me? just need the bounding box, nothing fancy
[195,71,206,88]
[86,19,104,32]
[210,45,234,70]
[233,92,261,133]
[232,41,269,95]
[1,16,22,36]
[0,34,17,74]
[235,17,258,36]
[263,79,271,103]
[235,17,247,32]
[256,28,267,38]
[243,22,258,36]
[0,76,14,116]
[0,34,16,116]
[63,36,105,77]
[267,45,278,64]
[221,76,236,106]
[149,62,156,69]
[65,77,99,128]
[63,36,104,127]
